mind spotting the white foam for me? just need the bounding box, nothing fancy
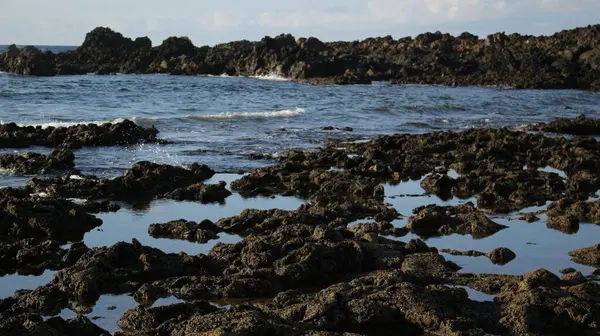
[188,108,305,120]
[251,73,290,82]
[30,192,49,198]
[69,175,85,180]
[67,198,87,204]
[12,118,128,129]
[442,119,449,123]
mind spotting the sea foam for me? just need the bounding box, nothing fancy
[188,107,305,120]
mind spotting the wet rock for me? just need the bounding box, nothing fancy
[441,249,487,257]
[0,148,77,174]
[53,240,222,304]
[401,252,460,282]
[0,313,110,336]
[0,119,160,149]
[82,200,121,213]
[547,198,600,230]
[562,271,587,285]
[406,202,507,238]
[487,248,516,265]
[133,284,162,306]
[118,301,218,333]
[0,191,102,242]
[162,181,231,203]
[529,114,600,135]
[518,212,541,223]
[0,239,89,276]
[27,161,218,201]
[568,243,600,267]
[148,219,221,243]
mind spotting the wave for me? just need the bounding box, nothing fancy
[6,108,306,128]
[11,118,128,129]
[188,108,305,120]
[250,73,290,82]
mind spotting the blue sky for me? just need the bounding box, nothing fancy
[1,0,599,46]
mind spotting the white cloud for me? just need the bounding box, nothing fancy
[0,0,598,45]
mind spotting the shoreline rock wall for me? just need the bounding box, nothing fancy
[1,25,599,89]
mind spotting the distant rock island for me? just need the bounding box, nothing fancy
[1,25,599,89]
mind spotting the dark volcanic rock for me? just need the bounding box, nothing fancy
[0,239,89,276]
[0,189,102,242]
[529,114,600,135]
[27,161,218,201]
[487,247,516,265]
[0,119,160,148]
[568,243,600,267]
[406,202,507,238]
[53,239,222,304]
[0,148,76,174]
[2,25,600,89]
[148,219,222,243]
[496,269,600,335]
[547,198,600,230]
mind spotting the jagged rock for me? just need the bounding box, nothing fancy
[487,248,516,265]
[406,203,507,238]
[0,148,76,174]
[148,219,221,243]
[569,243,600,267]
[0,119,160,148]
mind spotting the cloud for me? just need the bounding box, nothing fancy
[0,0,598,45]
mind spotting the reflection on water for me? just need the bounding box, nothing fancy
[88,174,305,255]
[0,270,56,299]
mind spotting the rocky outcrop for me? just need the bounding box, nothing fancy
[0,188,102,242]
[0,119,160,148]
[27,161,220,201]
[406,202,507,237]
[2,25,600,89]
[0,148,76,174]
[148,219,222,243]
[529,114,600,135]
[441,247,517,265]
[569,243,600,267]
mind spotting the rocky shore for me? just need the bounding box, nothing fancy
[1,115,600,335]
[1,25,600,89]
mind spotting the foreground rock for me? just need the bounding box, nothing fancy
[569,243,600,267]
[2,25,600,90]
[0,240,89,276]
[0,119,160,148]
[27,161,226,202]
[0,148,76,174]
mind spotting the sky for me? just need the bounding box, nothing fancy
[0,0,599,46]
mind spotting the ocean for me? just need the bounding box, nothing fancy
[1,49,600,333]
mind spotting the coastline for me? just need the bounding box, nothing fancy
[1,24,599,90]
